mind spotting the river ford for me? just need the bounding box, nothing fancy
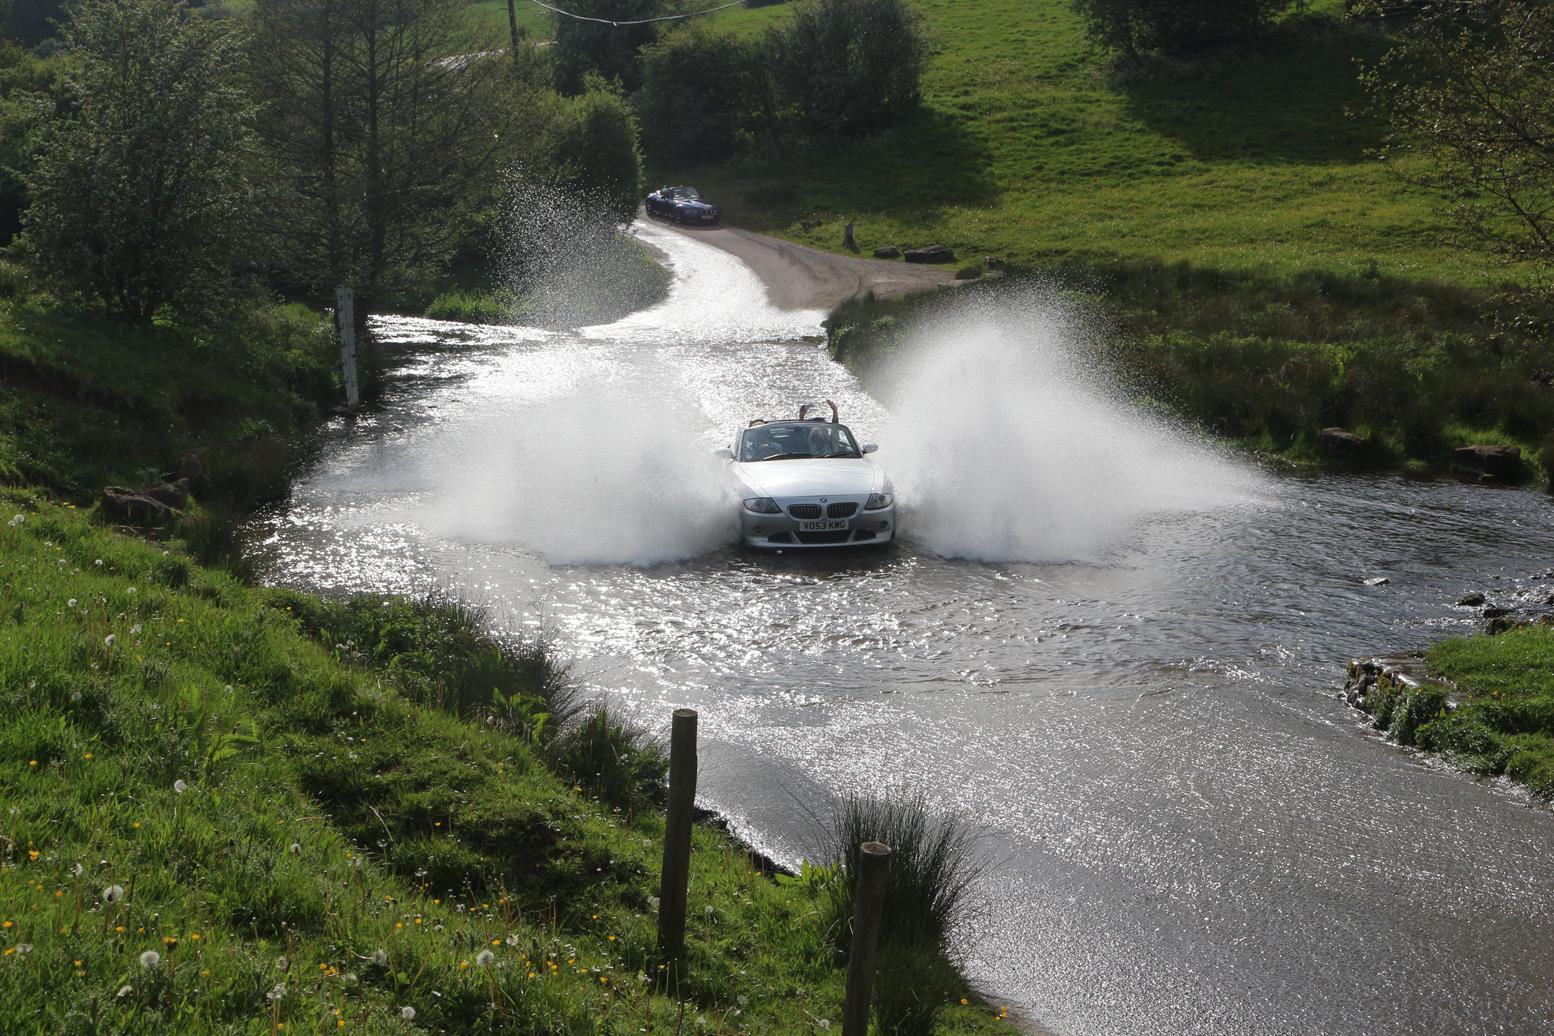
[251,220,1554,1036]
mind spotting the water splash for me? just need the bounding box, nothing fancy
[879,294,1267,563]
[409,367,735,566]
[495,177,663,328]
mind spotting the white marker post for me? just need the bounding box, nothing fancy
[338,286,360,410]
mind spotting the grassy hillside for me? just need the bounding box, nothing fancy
[658,0,1508,286]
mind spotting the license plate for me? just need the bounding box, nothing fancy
[800,520,847,531]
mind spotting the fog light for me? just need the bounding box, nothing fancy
[879,521,890,531]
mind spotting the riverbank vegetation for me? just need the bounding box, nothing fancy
[1352,626,1554,799]
[824,264,1554,479]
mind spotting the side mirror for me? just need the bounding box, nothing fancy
[713,447,734,459]
[861,442,879,455]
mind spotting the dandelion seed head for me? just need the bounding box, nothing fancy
[67,598,77,608]
[371,949,388,966]
[104,634,116,648]
[94,559,103,566]
[70,691,82,703]
[173,780,187,794]
[399,1006,415,1021]
[288,843,301,855]
[102,884,124,904]
[475,950,494,967]
[116,984,133,999]
[268,983,286,1001]
[7,514,23,526]
[71,862,84,877]
[139,950,160,969]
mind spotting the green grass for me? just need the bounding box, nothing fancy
[0,296,339,506]
[1401,627,1554,797]
[654,0,1521,286]
[0,490,1009,1033]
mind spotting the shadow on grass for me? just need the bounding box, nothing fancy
[692,105,997,226]
[1117,14,1392,164]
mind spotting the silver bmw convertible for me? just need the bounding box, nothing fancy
[717,410,897,549]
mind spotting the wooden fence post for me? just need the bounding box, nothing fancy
[657,708,698,987]
[842,841,891,1036]
[337,286,360,410]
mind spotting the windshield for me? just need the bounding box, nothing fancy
[674,187,701,200]
[739,423,861,462]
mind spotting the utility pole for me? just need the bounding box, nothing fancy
[507,0,521,62]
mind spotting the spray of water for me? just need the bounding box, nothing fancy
[411,367,734,566]
[879,293,1266,563]
[495,176,663,328]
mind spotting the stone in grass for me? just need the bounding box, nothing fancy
[1456,591,1487,607]
[1482,605,1513,619]
[1317,427,1370,457]
[904,244,956,264]
[1452,443,1526,482]
[873,245,901,259]
[100,487,173,527]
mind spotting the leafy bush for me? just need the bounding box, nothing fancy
[424,290,527,324]
[767,0,927,136]
[555,75,645,223]
[636,27,761,162]
[1071,0,1295,59]
[822,791,983,1035]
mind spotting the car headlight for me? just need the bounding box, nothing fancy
[743,497,781,514]
[864,492,894,510]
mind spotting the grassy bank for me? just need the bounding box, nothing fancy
[1352,627,1554,798]
[0,293,339,508]
[823,265,1554,480]
[0,491,1006,1033]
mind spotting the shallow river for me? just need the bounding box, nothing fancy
[252,221,1554,1036]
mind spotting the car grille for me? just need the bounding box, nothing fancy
[796,530,852,545]
[826,502,858,519]
[787,504,823,520]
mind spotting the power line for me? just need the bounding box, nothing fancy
[526,0,747,27]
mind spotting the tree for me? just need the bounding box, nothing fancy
[550,0,663,95]
[555,75,643,222]
[767,0,925,136]
[23,0,254,322]
[1070,0,1293,60]
[1359,0,1554,278]
[250,0,514,318]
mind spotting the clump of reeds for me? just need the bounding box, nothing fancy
[822,790,986,1035]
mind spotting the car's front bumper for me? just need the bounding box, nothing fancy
[739,501,896,549]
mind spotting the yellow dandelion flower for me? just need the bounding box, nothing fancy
[189,933,200,941]
[83,752,93,760]
[489,939,499,946]
[1,921,10,928]
[27,760,36,767]
[459,960,469,970]
[599,976,608,985]
[607,934,616,942]
[27,850,39,860]
[132,821,141,830]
